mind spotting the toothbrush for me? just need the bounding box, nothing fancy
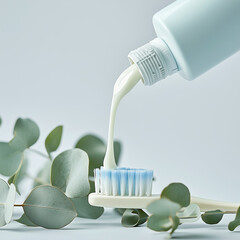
[89,168,240,212]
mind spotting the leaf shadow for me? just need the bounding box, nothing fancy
[172,233,218,239]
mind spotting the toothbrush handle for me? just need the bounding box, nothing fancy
[191,196,239,212]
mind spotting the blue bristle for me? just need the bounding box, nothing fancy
[95,167,153,196]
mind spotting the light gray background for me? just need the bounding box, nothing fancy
[1,0,240,238]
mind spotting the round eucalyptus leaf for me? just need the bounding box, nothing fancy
[75,134,106,177]
[9,118,40,151]
[177,204,201,223]
[5,184,16,224]
[16,213,36,227]
[71,196,104,219]
[33,161,51,187]
[147,198,181,217]
[45,126,63,158]
[121,209,148,227]
[51,149,90,198]
[0,179,9,227]
[161,183,190,207]
[147,215,172,232]
[0,142,24,176]
[122,209,139,227]
[201,210,223,225]
[228,207,240,231]
[23,185,77,229]
[8,157,28,194]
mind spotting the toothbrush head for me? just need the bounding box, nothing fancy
[94,167,153,197]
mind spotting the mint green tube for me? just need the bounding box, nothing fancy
[129,0,240,85]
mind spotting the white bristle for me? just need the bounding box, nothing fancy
[128,170,135,196]
[139,171,147,196]
[112,171,119,196]
[120,170,127,196]
[146,170,153,196]
[94,169,100,194]
[94,167,153,197]
[135,171,140,196]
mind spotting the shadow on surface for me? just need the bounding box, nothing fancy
[172,233,219,239]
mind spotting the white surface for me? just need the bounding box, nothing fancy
[0,209,240,240]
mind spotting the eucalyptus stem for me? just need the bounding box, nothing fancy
[27,149,50,160]
[14,204,23,207]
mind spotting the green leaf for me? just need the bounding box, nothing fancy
[16,213,36,227]
[75,134,106,177]
[0,142,24,176]
[9,118,40,151]
[121,209,148,227]
[161,183,190,207]
[201,210,223,225]
[5,184,16,224]
[147,198,181,217]
[23,185,77,229]
[147,198,181,234]
[75,135,122,177]
[33,161,51,187]
[0,179,16,227]
[0,117,2,127]
[177,204,201,223]
[8,157,28,194]
[71,196,104,219]
[147,215,172,232]
[228,207,240,231]
[0,179,10,227]
[45,126,63,159]
[51,149,90,198]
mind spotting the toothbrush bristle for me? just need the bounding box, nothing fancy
[94,167,153,196]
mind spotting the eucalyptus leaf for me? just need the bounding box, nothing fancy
[5,184,16,224]
[161,183,190,207]
[71,196,104,219]
[147,198,181,217]
[16,213,36,227]
[75,134,106,177]
[201,210,223,225]
[0,179,16,227]
[0,142,24,176]
[45,125,63,159]
[0,179,9,227]
[147,198,181,234]
[0,117,2,126]
[177,204,201,223]
[147,215,172,232]
[8,157,28,194]
[23,185,77,229]
[51,149,90,198]
[9,118,40,151]
[75,134,122,177]
[121,209,148,227]
[33,161,51,187]
[228,207,240,231]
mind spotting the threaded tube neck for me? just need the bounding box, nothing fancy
[128,38,178,86]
